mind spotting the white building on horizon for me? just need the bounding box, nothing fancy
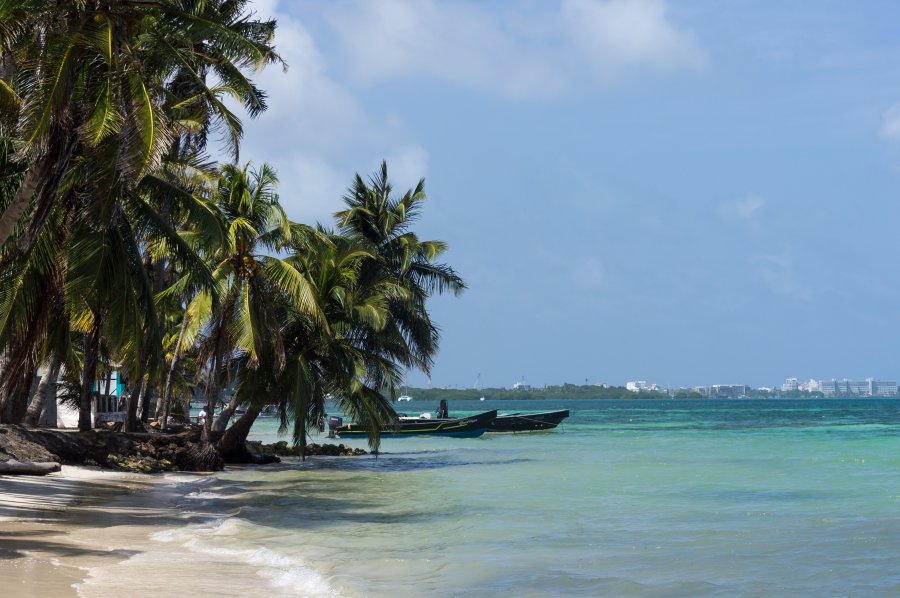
[806,377,897,397]
[626,381,660,392]
[782,378,799,392]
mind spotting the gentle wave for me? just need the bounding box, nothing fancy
[184,490,228,500]
[151,518,341,597]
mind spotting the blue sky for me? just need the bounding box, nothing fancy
[237,0,900,389]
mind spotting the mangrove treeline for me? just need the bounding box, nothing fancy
[406,384,668,403]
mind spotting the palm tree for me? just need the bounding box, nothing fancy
[336,161,466,376]
[0,0,280,428]
[220,164,467,457]
[187,162,320,451]
[0,0,281,249]
[217,232,403,457]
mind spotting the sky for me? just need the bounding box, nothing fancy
[231,0,900,389]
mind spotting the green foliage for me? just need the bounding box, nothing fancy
[0,4,463,454]
[406,384,669,402]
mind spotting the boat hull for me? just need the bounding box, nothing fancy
[331,409,497,438]
[486,409,570,432]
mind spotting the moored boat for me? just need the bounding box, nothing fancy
[329,409,497,438]
[486,409,569,432]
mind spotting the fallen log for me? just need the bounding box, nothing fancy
[0,460,62,476]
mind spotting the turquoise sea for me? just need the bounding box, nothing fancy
[118,399,900,596]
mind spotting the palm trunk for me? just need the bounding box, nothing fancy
[202,323,228,443]
[159,314,189,431]
[0,389,10,424]
[5,360,38,424]
[0,63,78,252]
[138,253,165,424]
[0,166,40,249]
[0,352,9,423]
[139,383,155,423]
[125,333,153,432]
[17,139,76,254]
[124,365,145,432]
[202,355,219,443]
[0,351,40,425]
[40,360,61,427]
[78,312,103,432]
[212,394,241,432]
[217,404,262,458]
[23,352,61,427]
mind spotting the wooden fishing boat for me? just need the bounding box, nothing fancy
[328,409,497,438]
[486,409,570,432]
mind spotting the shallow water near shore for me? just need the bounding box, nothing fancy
[113,398,900,596]
[9,398,900,596]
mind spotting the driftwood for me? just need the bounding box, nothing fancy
[0,460,61,475]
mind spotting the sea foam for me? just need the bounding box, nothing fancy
[150,518,340,597]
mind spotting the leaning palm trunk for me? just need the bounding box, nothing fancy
[3,360,39,424]
[159,314,189,430]
[0,164,40,249]
[0,116,76,252]
[217,404,262,460]
[23,352,61,427]
[212,394,241,432]
[78,314,103,432]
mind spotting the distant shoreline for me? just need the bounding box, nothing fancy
[401,386,900,401]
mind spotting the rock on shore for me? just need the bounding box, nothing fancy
[1,425,367,474]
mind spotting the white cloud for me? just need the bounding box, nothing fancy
[880,101,900,139]
[323,0,706,98]
[227,2,430,225]
[239,5,367,156]
[323,0,566,98]
[717,194,766,223]
[272,154,350,225]
[384,145,430,191]
[227,1,705,224]
[562,0,706,76]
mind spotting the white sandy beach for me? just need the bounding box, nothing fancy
[0,465,336,597]
[0,467,197,597]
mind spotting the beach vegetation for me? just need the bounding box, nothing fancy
[0,1,463,469]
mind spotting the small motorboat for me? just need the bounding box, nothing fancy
[328,409,497,438]
[486,409,570,432]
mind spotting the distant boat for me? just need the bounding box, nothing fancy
[258,404,279,417]
[486,409,570,433]
[328,409,497,438]
[398,371,412,401]
[475,373,485,401]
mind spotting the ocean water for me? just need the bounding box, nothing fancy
[91,399,900,596]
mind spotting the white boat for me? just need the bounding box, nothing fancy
[476,373,485,401]
[398,395,413,402]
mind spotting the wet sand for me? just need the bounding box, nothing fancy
[0,467,200,597]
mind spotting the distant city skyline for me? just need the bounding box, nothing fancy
[422,374,900,395]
